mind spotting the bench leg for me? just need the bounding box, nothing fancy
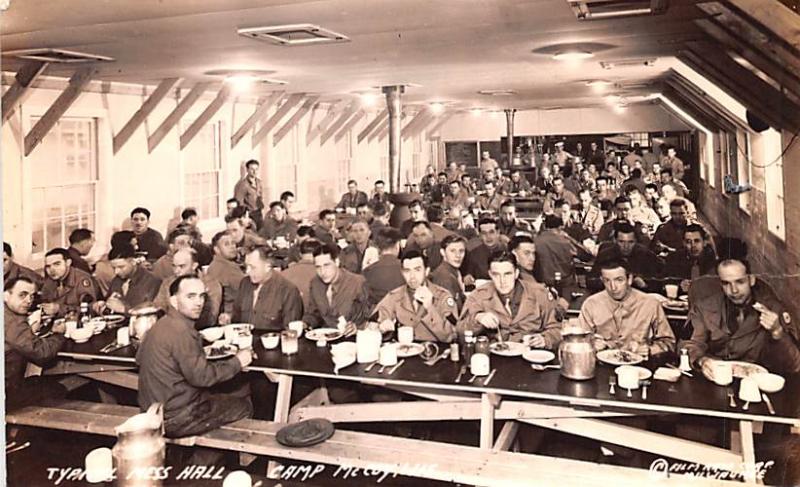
[480,393,497,449]
[266,373,293,479]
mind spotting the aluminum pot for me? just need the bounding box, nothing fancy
[129,306,159,342]
[558,323,596,381]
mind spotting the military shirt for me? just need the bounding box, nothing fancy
[374,282,458,343]
[41,267,100,317]
[4,304,66,392]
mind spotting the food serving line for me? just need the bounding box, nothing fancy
[41,314,799,485]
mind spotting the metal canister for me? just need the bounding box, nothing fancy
[475,336,490,355]
[112,403,166,487]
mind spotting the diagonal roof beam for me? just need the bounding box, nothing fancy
[320,102,358,145]
[356,109,388,144]
[378,112,407,143]
[401,108,434,141]
[426,112,455,138]
[180,84,232,150]
[2,60,48,122]
[230,91,283,149]
[369,116,390,143]
[334,109,366,143]
[251,93,305,149]
[409,111,441,140]
[24,66,94,157]
[273,95,320,146]
[148,82,211,153]
[113,78,181,154]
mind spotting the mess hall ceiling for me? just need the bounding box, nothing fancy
[2,0,709,109]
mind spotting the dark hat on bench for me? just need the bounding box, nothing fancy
[276,418,335,448]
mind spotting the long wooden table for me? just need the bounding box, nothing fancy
[50,328,799,484]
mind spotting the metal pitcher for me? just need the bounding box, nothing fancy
[113,402,166,487]
[558,323,596,381]
[129,306,159,342]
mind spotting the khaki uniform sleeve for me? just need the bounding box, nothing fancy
[649,303,676,356]
[419,291,457,343]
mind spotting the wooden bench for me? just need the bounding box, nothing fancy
[7,400,752,486]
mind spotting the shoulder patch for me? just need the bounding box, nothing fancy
[82,278,91,288]
[446,297,455,307]
[783,312,791,324]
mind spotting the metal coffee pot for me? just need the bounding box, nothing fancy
[128,306,159,342]
[558,320,596,380]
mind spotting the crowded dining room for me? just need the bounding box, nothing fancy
[3,0,800,485]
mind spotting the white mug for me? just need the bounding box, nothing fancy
[665,284,679,299]
[85,447,113,483]
[379,343,398,366]
[65,321,78,339]
[117,326,130,346]
[398,326,414,344]
[223,470,252,487]
[289,321,305,339]
[616,366,641,390]
[713,362,733,386]
[470,353,490,376]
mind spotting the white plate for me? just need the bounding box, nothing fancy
[204,344,237,360]
[727,361,768,378]
[199,327,225,342]
[396,342,425,358]
[523,349,556,364]
[662,300,689,312]
[615,365,653,381]
[597,349,645,366]
[103,314,126,325]
[490,341,527,357]
[306,327,344,341]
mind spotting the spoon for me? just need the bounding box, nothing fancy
[727,390,737,408]
[609,376,616,395]
[364,361,379,372]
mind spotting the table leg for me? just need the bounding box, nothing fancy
[739,420,761,485]
[266,373,294,479]
[480,393,496,449]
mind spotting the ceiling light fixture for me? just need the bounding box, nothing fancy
[430,102,445,114]
[470,108,484,116]
[225,74,260,92]
[613,104,629,114]
[359,93,379,107]
[477,89,517,96]
[553,51,594,61]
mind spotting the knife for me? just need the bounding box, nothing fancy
[428,349,451,366]
[455,364,467,383]
[762,393,776,415]
[387,359,405,375]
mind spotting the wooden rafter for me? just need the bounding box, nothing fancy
[320,102,358,145]
[307,102,340,143]
[409,112,441,139]
[725,0,800,55]
[304,101,323,137]
[251,93,305,149]
[661,85,723,133]
[148,82,211,153]
[426,112,455,138]
[24,66,93,157]
[665,71,749,133]
[273,95,320,146]
[334,109,366,143]
[180,84,232,150]
[695,18,800,103]
[2,60,48,122]
[113,78,180,154]
[401,109,433,141]
[368,116,390,143]
[356,109,388,144]
[378,112,406,143]
[230,91,283,149]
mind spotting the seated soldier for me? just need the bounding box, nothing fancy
[303,243,370,333]
[580,260,675,358]
[93,244,161,314]
[464,216,506,282]
[340,219,378,274]
[399,199,427,238]
[497,200,532,240]
[373,250,458,343]
[363,228,405,305]
[597,196,651,245]
[405,221,444,271]
[130,207,167,262]
[533,215,585,296]
[650,198,690,254]
[336,179,369,211]
[430,234,468,313]
[443,180,470,210]
[259,201,298,242]
[313,209,340,246]
[154,247,222,329]
[206,231,245,324]
[226,212,267,266]
[137,275,253,440]
[66,228,95,274]
[589,222,663,292]
[40,248,100,318]
[682,258,800,378]
[281,239,322,312]
[151,225,200,281]
[5,276,68,411]
[499,169,532,196]
[664,223,717,291]
[233,246,303,332]
[459,250,561,349]
[576,189,604,237]
[3,242,42,289]
[476,180,504,213]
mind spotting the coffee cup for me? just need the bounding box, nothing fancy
[223,470,252,487]
[398,326,414,344]
[379,343,398,366]
[288,321,305,339]
[117,326,130,346]
[261,332,280,350]
[470,353,490,376]
[65,320,78,338]
[616,366,641,390]
[713,361,733,386]
[665,284,679,299]
[85,447,113,483]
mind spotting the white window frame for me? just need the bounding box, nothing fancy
[26,116,99,260]
[179,120,223,220]
[763,129,786,241]
[736,129,752,214]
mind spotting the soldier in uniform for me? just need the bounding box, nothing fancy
[373,250,458,343]
[458,250,561,349]
[429,234,468,313]
[233,159,265,230]
[40,248,100,317]
[225,213,267,267]
[3,242,42,289]
[93,244,161,314]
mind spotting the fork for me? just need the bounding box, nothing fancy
[609,376,616,395]
[727,389,737,408]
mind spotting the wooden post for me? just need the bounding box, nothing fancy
[24,66,94,157]
[479,393,496,449]
[2,60,48,122]
[383,86,404,192]
[266,373,294,478]
[113,78,181,154]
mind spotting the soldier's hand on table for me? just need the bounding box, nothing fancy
[40,303,60,316]
[698,357,719,382]
[476,312,500,329]
[218,313,232,325]
[378,319,396,333]
[342,321,357,337]
[236,348,254,368]
[106,296,126,313]
[525,334,546,348]
[679,279,692,293]
[51,320,67,335]
[92,301,107,315]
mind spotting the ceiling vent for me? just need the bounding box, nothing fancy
[237,24,349,46]
[600,58,657,69]
[567,0,668,20]
[2,48,114,63]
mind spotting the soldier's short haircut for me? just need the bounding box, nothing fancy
[508,234,534,252]
[347,179,358,186]
[3,242,12,257]
[374,227,402,251]
[167,225,195,245]
[280,191,294,201]
[211,231,230,249]
[169,274,202,296]
[477,216,497,228]
[597,258,631,276]
[6,276,35,292]
[247,245,273,263]
[426,205,445,224]
[297,226,316,238]
[181,208,198,221]
[109,244,137,260]
[683,223,707,238]
[614,196,632,207]
[44,248,71,262]
[400,249,428,268]
[670,198,688,209]
[269,201,285,210]
[543,214,563,229]
[299,239,323,255]
[245,159,259,168]
[319,209,335,220]
[110,231,136,248]
[373,203,388,217]
[312,243,340,260]
[440,234,467,250]
[408,199,423,210]
[69,228,94,245]
[130,207,151,219]
[488,249,517,267]
[411,220,432,232]
[613,221,636,237]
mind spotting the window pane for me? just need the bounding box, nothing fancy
[45,219,63,252]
